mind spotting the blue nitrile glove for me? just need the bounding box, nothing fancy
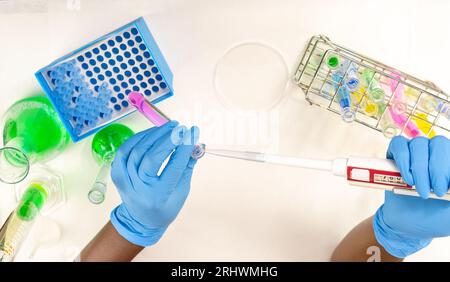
[110,121,200,247]
[373,136,450,258]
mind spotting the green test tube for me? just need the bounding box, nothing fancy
[16,183,48,221]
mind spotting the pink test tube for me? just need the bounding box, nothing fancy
[128,92,170,126]
[387,73,420,138]
[128,91,206,159]
[388,107,420,137]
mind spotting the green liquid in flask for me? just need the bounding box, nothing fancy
[88,124,135,204]
[91,123,135,164]
[1,96,70,184]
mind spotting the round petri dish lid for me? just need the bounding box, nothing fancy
[214,42,289,111]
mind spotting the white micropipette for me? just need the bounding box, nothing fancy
[206,149,450,201]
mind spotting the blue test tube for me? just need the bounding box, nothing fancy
[340,60,359,91]
[329,66,356,123]
[337,86,355,123]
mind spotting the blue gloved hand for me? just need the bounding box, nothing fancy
[373,136,450,258]
[110,121,200,247]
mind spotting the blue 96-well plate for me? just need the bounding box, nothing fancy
[35,17,174,142]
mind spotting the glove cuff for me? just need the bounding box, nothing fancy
[373,205,432,258]
[110,205,167,247]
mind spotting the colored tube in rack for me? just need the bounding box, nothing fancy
[328,60,356,123]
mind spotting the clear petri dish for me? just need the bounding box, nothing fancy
[214,42,289,111]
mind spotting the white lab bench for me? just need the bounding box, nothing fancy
[0,0,449,261]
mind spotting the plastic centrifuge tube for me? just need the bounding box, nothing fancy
[377,103,387,116]
[360,68,375,87]
[388,105,420,138]
[362,99,379,117]
[0,168,64,262]
[381,113,400,139]
[325,53,340,70]
[368,88,385,104]
[437,101,450,119]
[346,71,359,91]
[337,86,355,122]
[329,66,355,122]
[419,95,440,113]
[329,57,359,91]
[88,124,135,205]
[341,60,359,91]
[0,186,45,262]
[350,87,367,106]
[361,69,385,103]
[128,92,206,159]
[404,86,420,101]
[382,124,399,139]
[391,101,408,115]
[413,113,436,138]
[390,72,403,96]
[383,74,421,137]
[350,92,362,107]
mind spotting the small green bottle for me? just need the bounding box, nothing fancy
[88,124,135,204]
[16,183,47,221]
[1,95,70,184]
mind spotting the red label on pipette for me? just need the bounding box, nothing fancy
[347,166,412,189]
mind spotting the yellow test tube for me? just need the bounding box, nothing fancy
[363,100,379,117]
[412,113,436,138]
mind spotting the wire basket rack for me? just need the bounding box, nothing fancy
[294,35,450,139]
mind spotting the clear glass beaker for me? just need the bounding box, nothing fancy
[1,96,70,184]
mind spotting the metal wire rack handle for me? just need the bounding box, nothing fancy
[296,35,446,96]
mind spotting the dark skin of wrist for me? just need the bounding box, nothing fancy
[80,221,143,262]
[81,217,403,262]
[331,216,403,262]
